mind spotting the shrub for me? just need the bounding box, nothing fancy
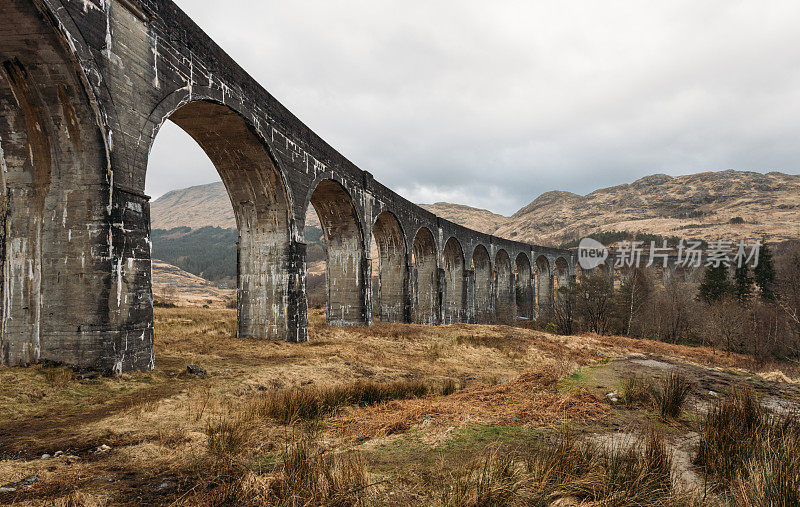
[650,372,691,419]
[441,428,679,506]
[256,378,431,424]
[205,415,252,456]
[695,386,800,504]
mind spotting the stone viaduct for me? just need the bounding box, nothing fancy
[0,0,576,372]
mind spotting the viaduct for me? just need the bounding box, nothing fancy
[0,0,576,373]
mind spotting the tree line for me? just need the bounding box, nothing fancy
[545,240,800,361]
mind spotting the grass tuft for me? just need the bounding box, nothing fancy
[205,415,252,456]
[274,440,372,505]
[622,374,653,408]
[254,378,433,424]
[694,385,800,505]
[442,427,680,505]
[650,372,691,419]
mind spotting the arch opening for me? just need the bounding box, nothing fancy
[411,227,439,325]
[371,212,407,322]
[307,179,366,326]
[494,249,514,324]
[514,253,533,320]
[442,237,465,324]
[472,245,492,324]
[151,100,294,340]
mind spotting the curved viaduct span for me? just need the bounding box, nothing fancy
[0,0,576,372]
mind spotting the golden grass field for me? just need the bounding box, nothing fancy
[1,307,799,505]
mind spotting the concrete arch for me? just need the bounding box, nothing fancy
[494,249,515,324]
[472,245,493,324]
[535,256,552,316]
[514,253,533,320]
[149,100,295,342]
[371,211,408,323]
[554,257,570,300]
[411,227,439,325]
[143,87,294,205]
[308,179,367,326]
[1,0,578,372]
[442,237,465,324]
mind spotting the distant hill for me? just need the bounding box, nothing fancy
[151,170,800,254]
[150,182,320,230]
[152,259,234,307]
[151,183,236,230]
[494,171,800,245]
[417,202,507,235]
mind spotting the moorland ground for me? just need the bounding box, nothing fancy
[1,307,799,505]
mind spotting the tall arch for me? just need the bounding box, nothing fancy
[535,256,552,317]
[154,102,294,341]
[412,227,439,325]
[308,180,366,326]
[371,211,407,322]
[554,257,570,300]
[442,237,465,324]
[494,249,515,324]
[472,245,492,324]
[514,253,533,320]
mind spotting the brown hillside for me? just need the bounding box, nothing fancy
[151,170,800,246]
[495,170,800,245]
[418,202,508,235]
[152,259,234,306]
[150,182,321,230]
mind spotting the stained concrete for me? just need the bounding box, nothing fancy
[0,0,575,372]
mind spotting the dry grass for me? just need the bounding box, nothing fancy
[205,414,254,456]
[652,372,691,419]
[332,366,609,438]
[174,439,374,506]
[2,307,799,504]
[696,386,800,504]
[592,332,755,370]
[441,427,686,506]
[253,378,434,424]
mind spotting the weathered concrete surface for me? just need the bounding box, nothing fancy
[0,0,576,372]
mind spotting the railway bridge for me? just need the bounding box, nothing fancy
[0,0,575,372]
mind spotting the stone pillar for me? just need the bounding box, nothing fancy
[286,241,308,342]
[437,267,446,325]
[363,254,373,326]
[403,260,413,324]
[464,268,475,324]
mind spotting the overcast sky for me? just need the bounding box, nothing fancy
[146,0,800,215]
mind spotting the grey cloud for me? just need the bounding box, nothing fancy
[146,0,800,215]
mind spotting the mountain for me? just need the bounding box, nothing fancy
[151,170,800,248]
[150,182,320,230]
[495,170,800,245]
[418,202,507,235]
[151,183,236,230]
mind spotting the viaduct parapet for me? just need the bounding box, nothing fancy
[0,0,575,372]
